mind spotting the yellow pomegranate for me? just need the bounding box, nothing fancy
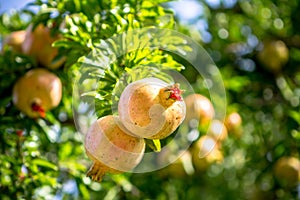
[85,115,145,182]
[2,30,26,52]
[208,119,228,142]
[257,40,289,73]
[273,156,300,188]
[225,112,242,137]
[12,68,62,118]
[184,94,215,128]
[22,24,65,69]
[118,78,186,140]
[191,135,223,172]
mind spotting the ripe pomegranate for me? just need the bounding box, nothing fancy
[118,78,186,140]
[208,119,228,142]
[85,115,145,182]
[257,40,289,73]
[184,94,215,128]
[12,68,62,118]
[2,30,26,52]
[191,135,223,172]
[273,156,300,188]
[225,112,242,137]
[22,24,65,69]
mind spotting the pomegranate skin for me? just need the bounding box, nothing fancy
[208,119,228,142]
[225,112,242,137]
[12,68,62,118]
[273,156,300,188]
[85,115,145,182]
[184,94,215,127]
[2,30,26,52]
[191,135,223,172]
[118,78,186,140]
[22,24,65,69]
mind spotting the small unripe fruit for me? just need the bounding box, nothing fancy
[2,30,26,52]
[118,78,186,140]
[12,68,62,118]
[257,40,289,73]
[184,94,214,127]
[273,156,300,188]
[22,24,65,69]
[85,115,145,182]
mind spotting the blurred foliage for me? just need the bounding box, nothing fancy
[0,0,299,200]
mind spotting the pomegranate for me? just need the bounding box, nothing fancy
[273,156,300,188]
[184,94,214,127]
[22,24,65,69]
[118,78,186,140]
[191,135,223,172]
[207,119,228,142]
[85,115,145,182]
[12,68,62,118]
[225,112,242,137]
[2,30,26,52]
[257,40,289,73]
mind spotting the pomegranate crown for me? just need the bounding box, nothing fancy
[167,83,183,101]
[31,102,46,118]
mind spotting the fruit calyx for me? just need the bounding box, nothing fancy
[31,102,46,118]
[86,161,115,182]
[159,83,184,107]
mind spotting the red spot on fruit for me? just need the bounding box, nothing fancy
[31,103,46,118]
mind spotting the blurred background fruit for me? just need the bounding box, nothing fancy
[2,30,26,52]
[184,93,215,128]
[225,112,242,137]
[257,40,289,74]
[12,68,62,118]
[273,156,300,188]
[191,135,224,172]
[207,119,228,142]
[22,24,65,69]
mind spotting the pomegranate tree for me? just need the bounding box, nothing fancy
[12,68,62,118]
[118,78,186,140]
[85,115,145,182]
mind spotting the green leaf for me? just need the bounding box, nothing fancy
[79,183,90,199]
[145,139,161,152]
[288,110,300,124]
[32,159,58,171]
